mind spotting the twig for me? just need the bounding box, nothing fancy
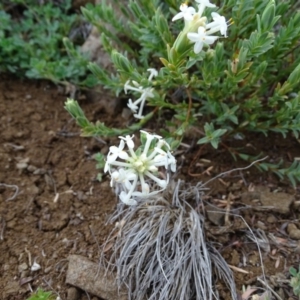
[89,225,101,257]
[42,277,62,299]
[84,290,91,300]
[0,217,6,240]
[0,183,19,201]
[202,156,268,187]
[257,277,284,300]
[228,264,249,274]
[25,247,32,267]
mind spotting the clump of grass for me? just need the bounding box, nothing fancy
[26,288,55,300]
[101,181,237,300]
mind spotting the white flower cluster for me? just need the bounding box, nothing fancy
[105,131,176,205]
[173,0,229,54]
[124,68,158,120]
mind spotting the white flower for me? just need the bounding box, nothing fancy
[110,168,136,188]
[107,140,129,163]
[187,26,218,54]
[31,261,41,272]
[206,12,228,37]
[124,80,141,94]
[172,3,196,22]
[119,134,135,149]
[147,68,158,80]
[195,0,216,17]
[120,191,138,206]
[105,131,176,205]
[127,99,138,112]
[167,152,177,172]
[124,69,157,119]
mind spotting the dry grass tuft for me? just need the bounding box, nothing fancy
[101,181,237,300]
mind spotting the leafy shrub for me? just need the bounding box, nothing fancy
[65,0,300,184]
[0,0,95,87]
[26,288,55,300]
[290,265,300,297]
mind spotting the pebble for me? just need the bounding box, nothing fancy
[266,215,277,223]
[260,192,294,214]
[27,165,37,172]
[16,162,28,170]
[287,223,300,240]
[18,262,28,273]
[67,287,80,300]
[44,266,52,273]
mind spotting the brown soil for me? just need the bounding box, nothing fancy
[0,76,299,300]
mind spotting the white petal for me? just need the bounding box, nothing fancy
[195,0,216,7]
[127,99,138,112]
[205,36,218,44]
[133,113,145,119]
[119,191,137,205]
[147,68,158,80]
[109,145,119,154]
[107,152,118,163]
[157,179,167,188]
[187,32,202,42]
[111,170,120,180]
[104,161,110,173]
[172,12,184,21]
[141,182,150,194]
[118,151,129,160]
[194,42,204,54]
[31,262,41,272]
[148,165,158,172]
[211,12,220,20]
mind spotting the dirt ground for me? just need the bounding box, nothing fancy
[0,75,300,300]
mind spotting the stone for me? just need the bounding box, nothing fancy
[67,287,80,300]
[260,192,294,214]
[287,223,300,240]
[205,203,225,226]
[66,255,127,300]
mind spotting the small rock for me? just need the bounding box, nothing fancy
[2,280,19,298]
[287,223,300,240]
[260,192,294,214]
[40,213,69,231]
[31,261,41,271]
[267,215,278,224]
[67,287,80,300]
[20,270,29,278]
[19,276,33,286]
[16,162,28,170]
[66,255,127,300]
[44,266,52,273]
[256,221,268,230]
[33,168,47,175]
[121,108,132,120]
[205,203,225,226]
[27,165,37,172]
[18,262,28,273]
[27,184,39,195]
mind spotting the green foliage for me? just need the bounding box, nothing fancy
[290,265,300,297]
[64,0,300,184]
[26,288,55,300]
[238,154,300,187]
[0,0,94,86]
[94,152,106,181]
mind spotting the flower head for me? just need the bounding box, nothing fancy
[172,3,196,22]
[195,0,216,17]
[187,26,218,53]
[105,131,176,205]
[125,69,157,119]
[206,12,228,37]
